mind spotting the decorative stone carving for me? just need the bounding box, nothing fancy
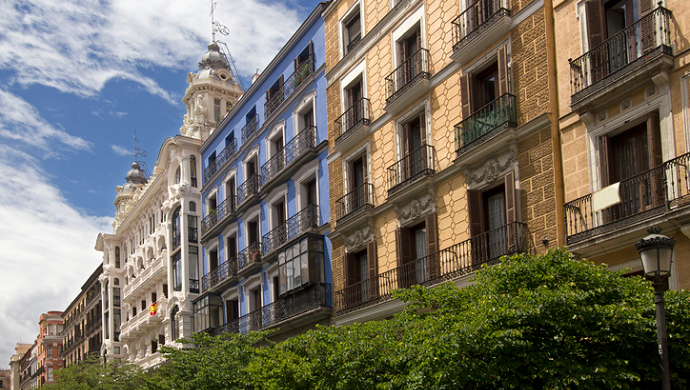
[621,98,631,111]
[344,223,374,252]
[395,189,435,227]
[597,110,607,122]
[464,151,517,189]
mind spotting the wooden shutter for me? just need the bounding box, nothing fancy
[279,74,284,88]
[362,153,368,184]
[647,111,664,207]
[159,334,165,345]
[367,240,378,297]
[585,0,606,50]
[504,171,516,224]
[308,41,314,60]
[345,252,357,287]
[497,44,510,96]
[460,74,472,119]
[600,135,612,187]
[425,212,439,278]
[468,189,483,237]
[639,0,653,17]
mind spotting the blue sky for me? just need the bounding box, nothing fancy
[0,0,322,364]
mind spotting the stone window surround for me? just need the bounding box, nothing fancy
[394,97,432,161]
[265,120,286,160]
[338,0,366,59]
[341,141,371,196]
[265,184,288,232]
[391,4,426,69]
[340,59,368,114]
[293,90,317,133]
[293,159,321,211]
[242,204,262,248]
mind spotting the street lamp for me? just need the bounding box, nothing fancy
[635,226,675,390]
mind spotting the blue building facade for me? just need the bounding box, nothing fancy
[194,3,332,337]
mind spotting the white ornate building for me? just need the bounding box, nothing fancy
[94,42,242,369]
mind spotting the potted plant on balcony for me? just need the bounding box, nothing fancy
[293,63,310,88]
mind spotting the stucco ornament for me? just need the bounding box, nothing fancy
[344,223,374,252]
[464,151,517,189]
[396,189,435,226]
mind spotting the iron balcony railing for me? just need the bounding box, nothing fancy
[565,152,690,244]
[335,222,527,315]
[201,195,237,235]
[237,242,262,271]
[335,98,371,146]
[262,205,319,255]
[241,115,259,144]
[214,283,332,335]
[346,33,362,53]
[260,126,318,187]
[387,144,435,196]
[455,93,517,155]
[569,7,671,97]
[385,48,430,104]
[237,175,262,206]
[336,183,374,222]
[451,0,511,52]
[202,258,237,292]
[265,55,314,118]
[204,139,237,183]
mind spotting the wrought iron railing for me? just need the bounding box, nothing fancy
[451,0,511,52]
[385,48,430,104]
[387,144,435,196]
[215,283,332,335]
[565,152,690,244]
[241,115,259,144]
[336,183,374,222]
[237,175,262,206]
[201,195,237,235]
[262,205,319,255]
[346,33,362,53]
[172,235,181,250]
[455,93,517,155]
[204,139,237,183]
[202,258,237,292]
[265,55,314,118]
[238,242,262,271]
[569,7,671,97]
[260,126,318,187]
[335,222,527,315]
[335,98,371,146]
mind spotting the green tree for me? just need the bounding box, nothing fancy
[43,356,145,390]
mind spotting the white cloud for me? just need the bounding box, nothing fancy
[0,0,303,103]
[0,89,92,153]
[111,144,132,157]
[0,145,111,363]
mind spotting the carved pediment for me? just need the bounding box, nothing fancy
[395,188,435,226]
[344,223,374,252]
[464,150,517,190]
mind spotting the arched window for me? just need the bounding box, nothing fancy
[114,278,119,286]
[190,156,197,187]
[172,207,181,249]
[115,247,121,268]
[175,166,181,184]
[189,201,196,212]
[170,306,179,341]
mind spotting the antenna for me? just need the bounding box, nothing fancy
[132,130,152,178]
[210,1,246,92]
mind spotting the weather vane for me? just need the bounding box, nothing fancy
[211,1,230,41]
[133,130,147,163]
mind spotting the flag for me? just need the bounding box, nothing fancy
[150,302,157,316]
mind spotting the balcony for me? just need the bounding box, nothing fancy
[334,98,371,152]
[241,114,259,144]
[237,242,262,276]
[203,139,237,183]
[454,93,517,157]
[202,258,237,292]
[262,205,319,256]
[565,152,690,250]
[569,7,672,112]
[450,0,512,65]
[265,55,314,119]
[346,33,362,54]
[201,195,237,240]
[336,183,374,224]
[387,144,435,197]
[214,283,332,335]
[384,48,430,115]
[260,126,318,190]
[335,222,527,315]
[237,175,262,210]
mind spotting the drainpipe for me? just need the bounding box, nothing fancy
[544,0,566,246]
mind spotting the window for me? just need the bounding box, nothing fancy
[113,288,120,307]
[278,236,324,295]
[170,306,179,341]
[208,247,219,273]
[214,99,221,124]
[265,76,285,117]
[141,300,146,311]
[294,43,314,88]
[113,309,121,341]
[226,298,239,323]
[306,178,317,207]
[152,292,157,303]
[224,176,236,209]
[188,215,198,243]
[190,156,197,187]
[460,43,510,119]
[225,132,235,149]
[208,151,216,171]
[172,207,181,249]
[344,241,377,305]
[467,171,516,263]
[396,213,437,287]
[226,235,237,260]
[189,201,196,212]
[189,246,199,293]
[343,10,362,55]
[175,166,181,184]
[193,294,222,333]
[172,252,182,291]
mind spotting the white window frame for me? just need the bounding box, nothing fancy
[394,97,432,161]
[222,167,238,202]
[205,187,219,214]
[242,145,261,183]
[342,141,371,196]
[340,60,368,114]
[265,263,279,303]
[242,204,262,248]
[391,5,426,68]
[265,184,288,232]
[265,120,286,159]
[242,273,263,314]
[338,1,365,58]
[293,90,317,133]
[293,159,320,211]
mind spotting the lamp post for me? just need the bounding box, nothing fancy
[635,226,675,390]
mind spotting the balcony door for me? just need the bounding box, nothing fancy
[400,112,426,181]
[346,80,362,130]
[397,25,421,87]
[344,241,377,307]
[348,154,368,213]
[396,212,438,287]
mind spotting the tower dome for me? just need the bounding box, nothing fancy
[121,161,148,192]
[197,42,234,82]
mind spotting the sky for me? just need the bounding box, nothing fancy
[0,0,321,365]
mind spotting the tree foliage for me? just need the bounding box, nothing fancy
[51,249,690,389]
[42,356,145,390]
